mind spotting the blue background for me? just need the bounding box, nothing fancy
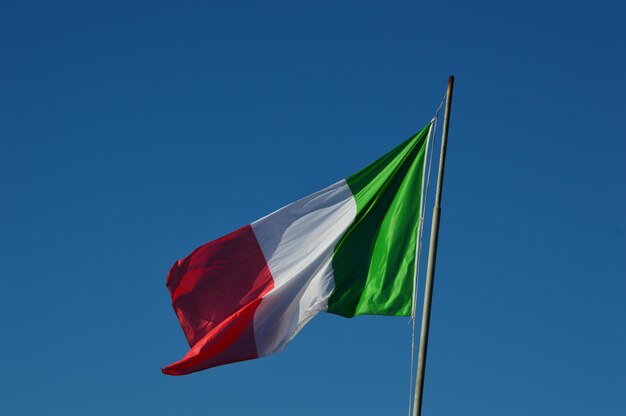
[1,1,624,415]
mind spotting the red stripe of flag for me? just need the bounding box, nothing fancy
[162,225,274,375]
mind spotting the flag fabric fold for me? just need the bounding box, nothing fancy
[163,123,432,375]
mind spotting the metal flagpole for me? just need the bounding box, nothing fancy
[412,75,455,416]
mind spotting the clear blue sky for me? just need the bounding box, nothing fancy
[1,1,624,415]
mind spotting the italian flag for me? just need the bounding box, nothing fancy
[163,123,432,375]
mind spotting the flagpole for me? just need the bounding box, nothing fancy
[412,75,455,416]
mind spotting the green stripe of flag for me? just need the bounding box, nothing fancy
[328,123,431,317]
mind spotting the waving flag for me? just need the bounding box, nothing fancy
[163,123,432,375]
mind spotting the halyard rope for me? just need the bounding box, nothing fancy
[407,93,445,416]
